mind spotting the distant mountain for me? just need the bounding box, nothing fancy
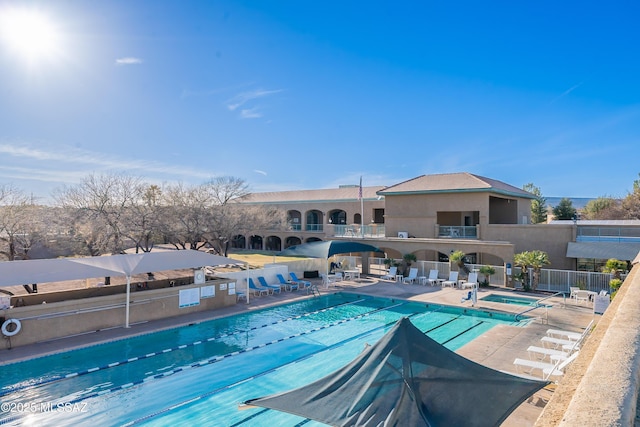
[546,197,596,209]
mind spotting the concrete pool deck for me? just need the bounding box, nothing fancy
[0,276,605,426]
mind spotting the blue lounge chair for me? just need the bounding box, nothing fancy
[277,274,299,291]
[258,276,282,294]
[248,278,270,296]
[289,272,312,291]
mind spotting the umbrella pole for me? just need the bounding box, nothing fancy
[125,275,131,328]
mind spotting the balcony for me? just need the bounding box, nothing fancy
[332,224,386,238]
[305,224,324,232]
[438,226,478,239]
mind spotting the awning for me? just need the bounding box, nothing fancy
[566,242,640,261]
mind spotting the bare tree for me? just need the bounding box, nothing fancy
[55,173,146,254]
[0,185,48,260]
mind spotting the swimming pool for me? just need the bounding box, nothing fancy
[481,294,544,306]
[0,293,527,426]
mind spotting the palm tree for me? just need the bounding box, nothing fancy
[513,250,550,291]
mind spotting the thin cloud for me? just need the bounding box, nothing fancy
[0,142,212,182]
[226,89,282,111]
[240,108,262,119]
[115,57,143,65]
[548,81,584,105]
[254,169,267,176]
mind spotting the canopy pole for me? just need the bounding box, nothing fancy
[125,275,131,328]
[245,262,250,304]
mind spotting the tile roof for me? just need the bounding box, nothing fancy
[377,172,534,198]
[242,186,386,204]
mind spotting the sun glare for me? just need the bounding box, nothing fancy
[0,7,61,64]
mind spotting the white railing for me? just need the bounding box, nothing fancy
[438,226,478,239]
[370,258,614,293]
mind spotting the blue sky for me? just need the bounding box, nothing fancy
[0,1,638,203]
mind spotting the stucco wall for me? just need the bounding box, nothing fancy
[1,279,237,348]
[484,224,575,269]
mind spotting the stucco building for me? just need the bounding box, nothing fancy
[239,172,639,272]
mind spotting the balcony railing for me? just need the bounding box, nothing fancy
[306,224,324,232]
[577,227,640,243]
[438,226,477,239]
[288,224,302,231]
[331,224,386,238]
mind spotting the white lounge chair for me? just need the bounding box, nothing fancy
[381,266,397,281]
[514,351,580,379]
[459,272,478,289]
[546,329,581,341]
[403,268,418,284]
[526,345,570,361]
[426,269,440,286]
[540,336,575,349]
[442,271,459,288]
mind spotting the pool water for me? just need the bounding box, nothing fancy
[0,293,526,426]
[481,294,544,306]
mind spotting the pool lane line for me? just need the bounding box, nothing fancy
[0,300,411,427]
[441,320,486,345]
[124,308,427,427]
[38,302,410,427]
[0,297,372,398]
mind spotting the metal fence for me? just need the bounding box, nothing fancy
[366,257,615,294]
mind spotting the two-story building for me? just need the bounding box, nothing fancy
[238,172,639,272]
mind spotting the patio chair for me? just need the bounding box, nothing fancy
[277,274,299,291]
[248,278,270,297]
[334,272,343,282]
[289,272,312,291]
[402,268,418,284]
[426,269,440,286]
[459,272,478,289]
[569,286,580,300]
[320,274,333,288]
[381,266,397,281]
[258,276,282,294]
[573,290,591,305]
[442,271,459,288]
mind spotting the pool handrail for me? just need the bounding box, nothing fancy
[515,291,566,321]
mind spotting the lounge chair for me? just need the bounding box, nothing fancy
[258,276,282,294]
[402,268,418,284]
[289,272,312,291]
[277,274,299,291]
[248,278,270,296]
[334,272,343,282]
[514,351,579,379]
[540,336,575,349]
[526,345,570,361]
[426,269,440,286]
[459,272,478,289]
[442,271,459,288]
[546,329,581,341]
[381,266,398,281]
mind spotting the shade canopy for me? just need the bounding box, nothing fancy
[566,241,640,262]
[279,240,382,259]
[245,317,547,427]
[0,250,242,287]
